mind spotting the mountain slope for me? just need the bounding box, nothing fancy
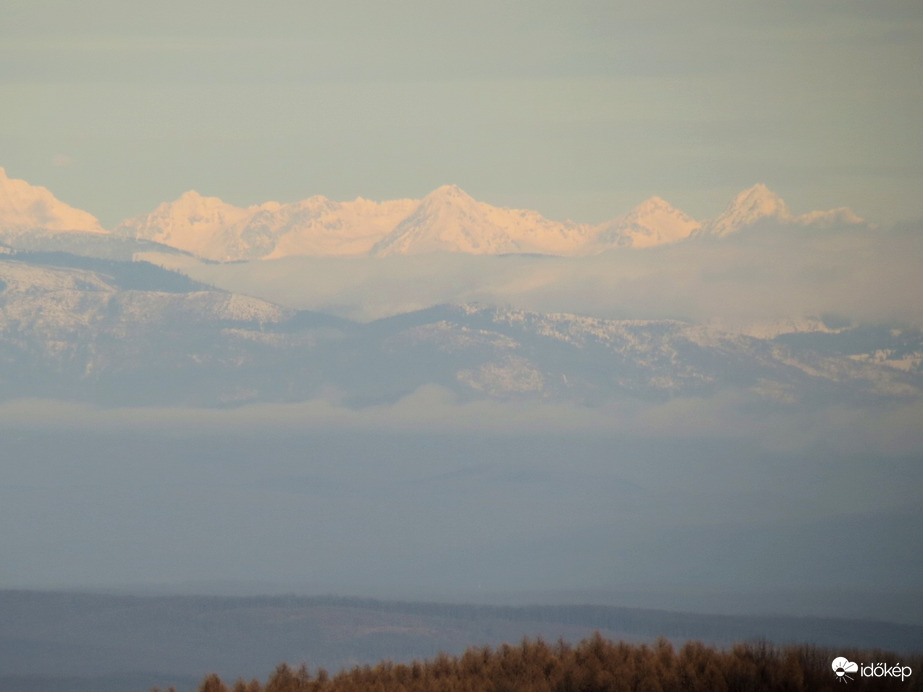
[0,255,295,404]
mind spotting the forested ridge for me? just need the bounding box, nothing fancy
[163,634,922,692]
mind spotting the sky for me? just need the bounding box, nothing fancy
[2,1,922,228]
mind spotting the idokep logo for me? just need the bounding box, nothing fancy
[832,657,858,683]
[832,656,913,684]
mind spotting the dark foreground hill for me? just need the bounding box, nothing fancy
[0,591,920,692]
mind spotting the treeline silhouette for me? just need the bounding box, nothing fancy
[157,633,922,692]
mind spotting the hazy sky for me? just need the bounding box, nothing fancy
[2,1,922,227]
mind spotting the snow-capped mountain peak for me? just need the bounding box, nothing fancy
[370,185,594,257]
[698,183,791,237]
[730,183,790,216]
[593,196,701,249]
[371,185,519,256]
[0,167,106,234]
[696,184,865,237]
[414,184,482,215]
[427,183,471,200]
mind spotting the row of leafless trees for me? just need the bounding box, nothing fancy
[154,633,921,692]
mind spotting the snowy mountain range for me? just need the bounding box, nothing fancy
[1,251,919,407]
[0,167,867,262]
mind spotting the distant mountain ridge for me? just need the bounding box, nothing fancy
[0,167,867,261]
[2,252,919,407]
